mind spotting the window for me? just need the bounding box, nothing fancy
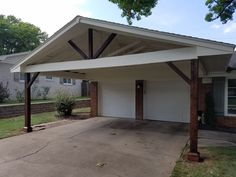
[63,78,72,85]
[46,75,53,81]
[227,79,236,114]
[19,73,25,82]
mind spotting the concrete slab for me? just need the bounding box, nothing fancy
[0,117,188,177]
[199,130,236,147]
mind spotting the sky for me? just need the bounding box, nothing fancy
[0,0,236,44]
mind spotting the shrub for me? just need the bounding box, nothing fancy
[41,86,50,100]
[0,82,10,103]
[32,84,41,99]
[15,89,24,102]
[205,92,216,127]
[55,90,75,117]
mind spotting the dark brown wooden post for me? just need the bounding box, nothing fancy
[136,80,144,120]
[24,73,32,132]
[188,59,200,162]
[90,81,98,117]
[88,28,93,59]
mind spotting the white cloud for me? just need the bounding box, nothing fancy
[211,24,221,29]
[211,22,236,34]
[223,22,236,33]
[156,14,181,29]
[0,0,92,35]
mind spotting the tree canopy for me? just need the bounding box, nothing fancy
[109,0,236,25]
[205,0,236,23]
[109,0,158,25]
[0,15,48,55]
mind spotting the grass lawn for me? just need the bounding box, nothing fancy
[0,97,89,106]
[171,146,236,177]
[0,107,90,140]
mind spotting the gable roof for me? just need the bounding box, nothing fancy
[0,52,29,65]
[11,16,235,73]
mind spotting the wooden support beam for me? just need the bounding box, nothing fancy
[167,62,191,85]
[24,73,32,132]
[68,40,88,59]
[188,59,200,162]
[94,33,117,58]
[90,81,98,117]
[88,28,93,59]
[27,72,40,89]
[135,80,144,120]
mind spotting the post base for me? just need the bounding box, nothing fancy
[23,126,33,133]
[187,152,200,162]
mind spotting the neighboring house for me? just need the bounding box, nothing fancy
[11,16,236,128]
[0,52,82,100]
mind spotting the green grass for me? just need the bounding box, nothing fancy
[0,107,90,140]
[73,107,90,114]
[171,146,236,177]
[0,97,90,106]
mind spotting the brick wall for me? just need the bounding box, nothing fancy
[90,82,98,117]
[217,116,236,128]
[0,99,90,119]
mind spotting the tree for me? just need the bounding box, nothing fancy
[205,0,236,24]
[0,15,48,55]
[108,0,158,25]
[109,0,236,25]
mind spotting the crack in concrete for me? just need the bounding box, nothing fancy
[1,142,50,164]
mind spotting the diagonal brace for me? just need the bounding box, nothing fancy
[94,33,117,58]
[167,62,191,85]
[27,72,40,89]
[68,40,88,59]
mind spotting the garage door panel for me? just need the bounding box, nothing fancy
[99,81,135,118]
[144,80,190,123]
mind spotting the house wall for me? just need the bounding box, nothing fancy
[213,77,225,116]
[198,76,236,128]
[0,62,82,100]
[217,116,236,128]
[96,61,191,122]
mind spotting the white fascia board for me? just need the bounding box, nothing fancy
[23,47,197,73]
[80,17,235,52]
[197,46,233,56]
[11,66,21,72]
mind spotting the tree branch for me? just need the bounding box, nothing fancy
[210,0,234,21]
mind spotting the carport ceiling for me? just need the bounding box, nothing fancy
[199,54,232,72]
[28,29,186,66]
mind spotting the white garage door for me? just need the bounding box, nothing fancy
[144,80,190,123]
[99,81,135,118]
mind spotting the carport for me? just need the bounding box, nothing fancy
[11,16,235,161]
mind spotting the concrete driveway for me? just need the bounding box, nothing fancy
[0,117,188,177]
